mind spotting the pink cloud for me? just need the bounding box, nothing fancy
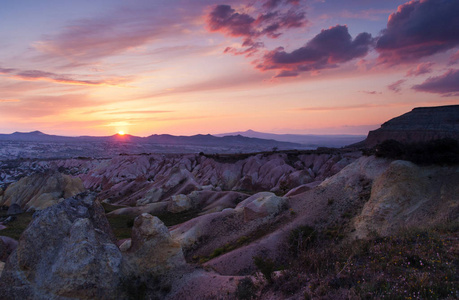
[0,65,130,86]
[34,5,198,64]
[406,62,434,77]
[388,79,406,93]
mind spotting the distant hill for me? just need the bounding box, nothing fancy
[0,131,301,147]
[216,129,366,148]
[365,105,459,147]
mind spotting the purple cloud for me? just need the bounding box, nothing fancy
[376,0,459,64]
[359,91,382,95]
[388,79,406,93]
[207,5,257,37]
[256,25,372,76]
[206,2,307,56]
[413,69,459,95]
[263,0,300,9]
[406,62,434,76]
[0,66,130,86]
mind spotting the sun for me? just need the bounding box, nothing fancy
[117,131,125,136]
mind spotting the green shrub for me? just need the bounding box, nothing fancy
[236,277,256,300]
[288,225,316,255]
[253,256,276,284]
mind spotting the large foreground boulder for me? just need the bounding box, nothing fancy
[354,160,459,238]
[0,192,124,299]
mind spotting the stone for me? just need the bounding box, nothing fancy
[236,192,286,222]
[6,204,22,215]
[124,213,185,276]
[0,192,125,299]
[167,194,193,213]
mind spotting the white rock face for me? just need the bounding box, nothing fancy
[236,192,286,221]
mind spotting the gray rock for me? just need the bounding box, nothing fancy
[6,204,22,215]
[0,192,125,299]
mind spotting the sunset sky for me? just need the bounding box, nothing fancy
[0,0,458,136]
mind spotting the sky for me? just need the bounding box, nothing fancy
[0,0,458,137]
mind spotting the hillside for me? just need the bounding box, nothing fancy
[365,105,459,147]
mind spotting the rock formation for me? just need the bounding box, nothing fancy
[0,172,85,211]
[354,160,459,238]
[365,105,459,147]
[0,192,124,299]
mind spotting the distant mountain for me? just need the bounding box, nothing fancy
[216,129,366,148]
[365,105,459,147]
[0,131,303,150]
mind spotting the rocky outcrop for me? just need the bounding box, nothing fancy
[123,213,185,275]
[0,192,124,299]
[0,236,18,262]
[0,172,85,211]
[365,105,459,147]
[354,160,459,238]
[235,192,286,222]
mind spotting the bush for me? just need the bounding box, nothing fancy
[375,138,459,165]
[253,256,276,284]
[236,277,256,300]
[288,225,316,255]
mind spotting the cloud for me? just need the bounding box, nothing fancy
[206,2,307,56]
[106,110,173,115]
[34,5,196,64]
[0,67,15,74]
[263,0,300,9]
[256,25,372,76]
[413,69,459,95]
[359,91,382,95]
[295,103,390,112]
[449,50,459,65]
[376,0,459,64]
[406,62,434,77]
[388,79,406,93]
[0,94,97,118]
[0,65,129,86]
[0,99,20,103]
[207,3,306,38]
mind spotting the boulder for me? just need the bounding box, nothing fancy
[0,236,18,261]
[124,213,185,275]
[354,160,459,238]
[167,194,193,213]
[284,181,321,197]
[236,192,287,222]
[6,204,22,215]
[0,192,125,299]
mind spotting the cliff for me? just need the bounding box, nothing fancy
[365,105,459,147]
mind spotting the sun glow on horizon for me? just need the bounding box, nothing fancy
[117,131,125,135]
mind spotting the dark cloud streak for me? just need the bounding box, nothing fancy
[256,25,372,77]
[413,69,459,95]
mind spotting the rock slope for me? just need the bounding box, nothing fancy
[0,172,85,211]
[365,105,459,147]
